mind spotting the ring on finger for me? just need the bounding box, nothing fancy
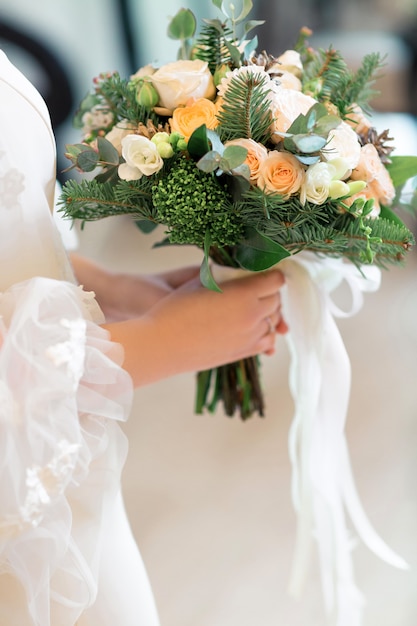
[265,315,274,335]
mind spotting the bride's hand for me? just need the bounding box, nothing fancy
[104,269,288,387]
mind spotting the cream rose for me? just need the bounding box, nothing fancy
[276,49,303,75]
[118,134,163,180]
[105,120,137,155]
[225,138,268,183]
[270,88,317,142]
[150,60,215,111]
[322,121,361,169]
[257,151,305,197]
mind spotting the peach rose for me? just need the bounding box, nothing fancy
[351,143,395,205]
[225,138,268,183]
[257,150,305,197]
[270,88,317,142]
[170,98,219,140]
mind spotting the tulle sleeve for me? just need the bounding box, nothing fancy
[0,276,134,625]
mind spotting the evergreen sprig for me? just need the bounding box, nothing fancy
[59,178,157,227]
[194,21,234,73]
[93,73,161,126]
[216,73,273,144]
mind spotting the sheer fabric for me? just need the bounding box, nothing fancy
[0,50,160,626]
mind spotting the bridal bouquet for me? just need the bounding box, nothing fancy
[61,0,416,421]
[61,2,417,622]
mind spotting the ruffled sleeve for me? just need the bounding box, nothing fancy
[0,277,133,626]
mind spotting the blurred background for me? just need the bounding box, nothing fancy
[1,1,416,625]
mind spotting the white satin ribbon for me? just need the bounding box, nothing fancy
[279,252,408,626]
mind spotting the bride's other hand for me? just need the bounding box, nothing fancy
[70,253,200,320]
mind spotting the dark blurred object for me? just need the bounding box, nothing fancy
[400,23,417,117]
[0,19,74,130]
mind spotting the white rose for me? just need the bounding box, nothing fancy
[150,60,215,110]
[322,121,361,169]
[300,161,332,205]
[118,135,163,180]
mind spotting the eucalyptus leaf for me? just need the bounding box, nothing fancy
[97,136,119,166]
[293,133,327,153]
[223,145,248,169]
[314,114,342,136]
[232,0,254,23]
[242,36,258,61]
[207,129,225,154]
[167,8,196,40]
[224,39,243,67]
[295,154,321,165]
[197,150,222,172]
[202,17,225,35]
[244,19,265,34]
[77,149,99,172]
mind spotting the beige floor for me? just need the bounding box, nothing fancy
[77,210,417,626]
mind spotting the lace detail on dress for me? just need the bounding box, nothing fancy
[0,440,81,537]
[0,152,25,210]
[46,318,87,390]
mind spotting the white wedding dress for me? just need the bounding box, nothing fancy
[0,50,160,626]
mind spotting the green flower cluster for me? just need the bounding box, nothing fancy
[152,157,243,247]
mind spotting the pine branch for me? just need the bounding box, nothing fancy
[58,178,157,227]
[194,21,234,73]
[93,73,162,126]
[216,73,274,144]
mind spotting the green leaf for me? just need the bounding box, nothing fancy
[224,39,243,66]
[212,0,223,10]
[293,133,327,153]
[197,150,222,172]
[187,124,210,158]
[244,19,265,35]
[242,36,259,61]
[235,227,291,270]
[77,149,99,172]
[97,136,119,166]
[135,219,158,234]
[206,129,225,154]
[386,156,417,188]
[232,0,254,23]
[200,231,222,291]
[222,145,248,169]
[378,204,407,227]
[314,114,341,135]
[167,8,196,40]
